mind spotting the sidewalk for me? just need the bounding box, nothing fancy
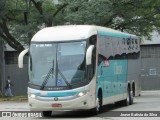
[0,96,27,102]
[141,90,160,92]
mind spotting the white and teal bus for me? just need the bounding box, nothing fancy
[18,25,141,116]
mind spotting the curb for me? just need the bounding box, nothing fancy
[0,97,28,102]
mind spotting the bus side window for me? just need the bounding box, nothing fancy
[127,38,131,50]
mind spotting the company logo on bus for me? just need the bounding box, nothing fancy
[48,87,64,90]
[54,97,58,101]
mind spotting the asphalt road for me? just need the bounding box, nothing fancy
[1,91,160,120]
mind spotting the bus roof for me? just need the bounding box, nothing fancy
[31,25,137,42]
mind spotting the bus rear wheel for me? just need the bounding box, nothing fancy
[129,90,134,105]
[122,87,133,106]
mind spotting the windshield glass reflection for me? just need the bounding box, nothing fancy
[29,41,86,88]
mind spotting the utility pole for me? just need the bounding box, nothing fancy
[0,40,4,97]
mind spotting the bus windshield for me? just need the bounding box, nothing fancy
[29,41,86,89]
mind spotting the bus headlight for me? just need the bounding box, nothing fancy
[77,92,85,97]
[30,94,36,99]
[77,90,89,97]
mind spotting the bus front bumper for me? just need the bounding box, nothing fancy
[28,92,95,111]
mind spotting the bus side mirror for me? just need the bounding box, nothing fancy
[18,48,29,68]
[86,45,94,65]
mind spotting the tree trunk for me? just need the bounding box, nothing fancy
[0,19,25,52]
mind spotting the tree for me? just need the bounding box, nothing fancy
[0,0,27,52]
[62,0,160,38]
[0,0,67,52]
[0,0,160,52]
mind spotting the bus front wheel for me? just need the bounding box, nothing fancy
[42,111,52,117]
[92,91,102,114]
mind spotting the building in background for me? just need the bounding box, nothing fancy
[140,31,160,90]
[4,44,28,96]
[1,29,160,96]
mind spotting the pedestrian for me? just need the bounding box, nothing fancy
[5,76,13,97]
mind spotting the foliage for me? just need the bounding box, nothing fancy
[0,0,60,51]
[62,0,160,38]
[0,0,160,51]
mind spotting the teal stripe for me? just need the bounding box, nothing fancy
[98,31,130,38]
[33,91,78,97]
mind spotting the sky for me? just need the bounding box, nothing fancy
[141,31,160,45]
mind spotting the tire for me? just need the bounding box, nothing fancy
[129,90,134,105]
[92,92,102,115]
[116,87,134,106]
[132,84,135,97]
[42,111,52,117]
[122,87,130,106]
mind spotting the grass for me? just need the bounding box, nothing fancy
[0,96,28,101]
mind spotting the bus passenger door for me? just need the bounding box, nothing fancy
[98,58,112,98]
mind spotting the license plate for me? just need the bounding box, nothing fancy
[52,104,62,107]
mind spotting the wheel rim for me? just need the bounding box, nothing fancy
[96,97,100,112]
[131,91,133,98]
[130,90,134,104]
[127,90,130,104]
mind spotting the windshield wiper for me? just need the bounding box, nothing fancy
[58,68,72,89]
[40,59,72,89]
[40,60,54,90]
